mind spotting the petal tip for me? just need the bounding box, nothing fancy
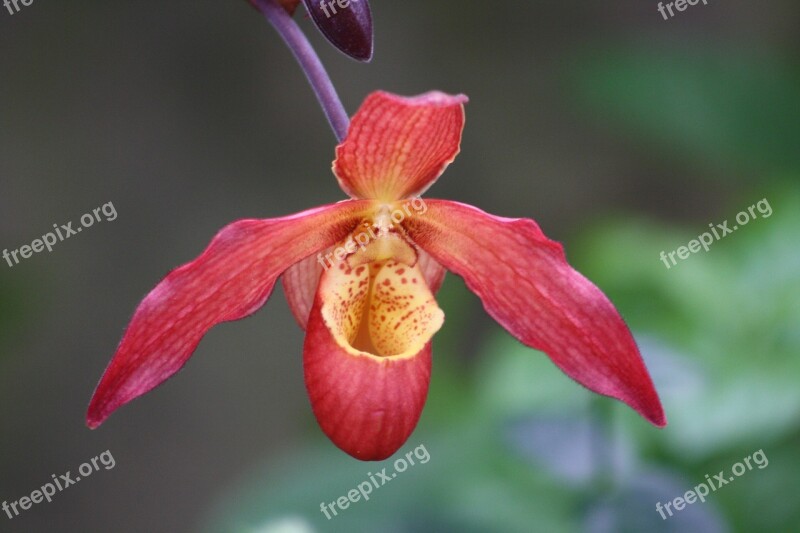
[85,408,105,430]
[372,90,468,108]
[86,394,114,429]
[647,407,668,428]
[624,386,667,428]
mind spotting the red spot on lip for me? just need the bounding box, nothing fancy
[355,266,365,276]
[401,278,408,284]
[396,268,405,275]
[382,279,391,287]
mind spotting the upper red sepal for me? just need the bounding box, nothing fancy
[333,91,467,201]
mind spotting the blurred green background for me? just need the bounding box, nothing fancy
[0,1,798,532]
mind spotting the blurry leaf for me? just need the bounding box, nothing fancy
[583,470,727,533]
[421,276,477,425]
[710,439,800,531]
[475,333,589,420]
[569,45,800,176]
[203,423,578,533]
[505,415,635,487]
[572,187,800,457]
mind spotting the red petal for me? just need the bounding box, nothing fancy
[282,249,327,329]
[403,200,666,427]
[333,91,467,201]
[304,259,443,460]
[417,249,447,294]
[87,201,370,429]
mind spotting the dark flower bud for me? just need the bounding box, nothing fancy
[302,0,373,62]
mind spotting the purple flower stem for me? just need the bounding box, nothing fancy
[255,0,350,142]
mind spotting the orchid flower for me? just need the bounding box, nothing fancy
[87,90,666,460]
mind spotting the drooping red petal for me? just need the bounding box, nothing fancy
[87,200,370,429]
[333,91,467,201]
[304,259,443,460]
[403,200,666,427]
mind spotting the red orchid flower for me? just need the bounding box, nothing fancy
[87,91,666,460]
